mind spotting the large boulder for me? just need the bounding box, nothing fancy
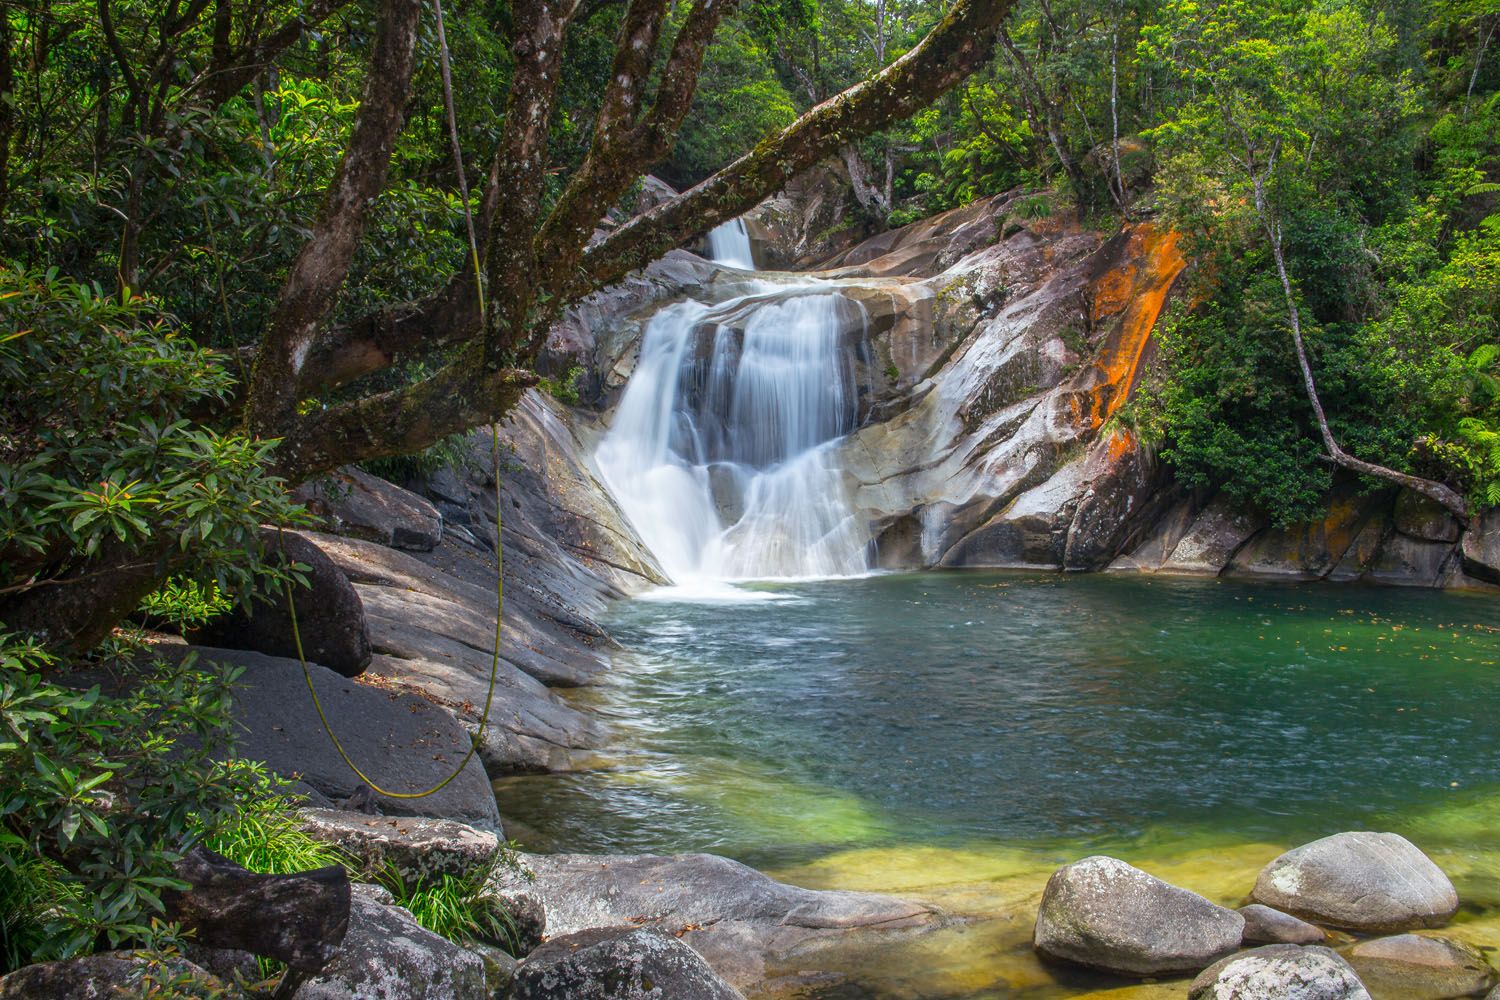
[0,953,220,999]
[1461,510,1500,585]
[197,528,371,677]
[296,467,443,551]
[1189,944,1372,1000]
[161,644,501,828]
[1032,855,1244,977]
[295,885,489,1000]
[1251,833,1459,932]
[512,926,746,1000]
[298,808,500,883]
[486,852,933,989]
[1343,934,1496,1000]
[1239,903,1326,945]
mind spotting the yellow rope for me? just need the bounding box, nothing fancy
[281,428,504,799]
[282,0,498,800]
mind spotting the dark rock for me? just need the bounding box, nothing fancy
[1395,491,1462,543]
[295,884,488,999]
[298,809,500,883]
[0,953,220,999]
[470,941,519,997]
[1365,532,1458,587]
[1461,510,1500,585]
[1251,832,1459,933]
[161,644,501,827]
[165,847,350,973]
[197,528,371,678]
[295,467,443,551]
[512,927,745,1000]
[1344,933,1495,1000]
[1239,903,1326,945]
[1189,944,1372,1000]
[1032,855,1244,977]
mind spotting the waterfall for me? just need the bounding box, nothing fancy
[595,225,872,584]
[706,218,756,270]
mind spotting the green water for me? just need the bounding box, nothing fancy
[494,572,1500,998]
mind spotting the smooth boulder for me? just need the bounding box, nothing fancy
[1251,833,1459,932]
[1033,855,1245,977]
[197,528,371,677]
[1239,904,1327,945]
[294,885,488,1000]
[512,926,746,1000]
[1344,934,1496,1000]
[1189,945,1372,1000]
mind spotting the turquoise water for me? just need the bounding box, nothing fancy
[497,572,1500,870]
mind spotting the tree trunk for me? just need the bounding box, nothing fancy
[1251,173,1470,521]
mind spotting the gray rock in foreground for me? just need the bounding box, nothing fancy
[1032,855,1244,977]
[1344,933,1496,1000]
[0,953,219,999]
[512,926,746,1000]
[1239,903,1327,945]
[1190,944,1372,1000]
[294,885,488,1000]
[1251,832,1459,932]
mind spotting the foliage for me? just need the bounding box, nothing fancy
[373,856,521,954]
[538,366,586,407]
[0,267,305,621]
[0,634,263,970]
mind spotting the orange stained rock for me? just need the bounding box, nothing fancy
[1105,427,1137,464]
[1086,224,1186,427]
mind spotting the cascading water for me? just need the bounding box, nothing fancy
[705,217,756,270]
[595,221,872,583]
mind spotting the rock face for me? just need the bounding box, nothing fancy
[512,926,747,1000]
[1189,945,1372,1000]
[1344,934,1496,1000]
[1239,903,1327,945]
[297,466,444,551]
[1032,855,1244,977]
[487,852,934,989]
[295,885,489,1000]
[1251,833,1459,933]
[197,528,371,677]
[160,644,501,827]
[0,954,220,999]
[298,808,500,882]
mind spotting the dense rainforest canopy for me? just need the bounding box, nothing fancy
[0,0,1498,984]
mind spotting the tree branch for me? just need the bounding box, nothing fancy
[245,0,423,439]
[570,0,1014,298]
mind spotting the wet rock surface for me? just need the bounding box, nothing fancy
[1343,933,1496,1000]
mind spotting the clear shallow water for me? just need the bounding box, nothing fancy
[495,572,1500,997]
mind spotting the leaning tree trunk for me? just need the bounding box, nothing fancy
[1251,173,1470,522]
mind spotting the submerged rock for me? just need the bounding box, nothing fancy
[1239,903,1327,945]
[487,852,934,989]
[1343,933,1496,1000]
[512,926,746,1000]
[1251,832,1459,932]
[1032,855,1244,977]
[295,885,488,1000]
[1189,944,1372,1000]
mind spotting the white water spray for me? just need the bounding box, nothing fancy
[595,222,872,583]
[705,218,756,270]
